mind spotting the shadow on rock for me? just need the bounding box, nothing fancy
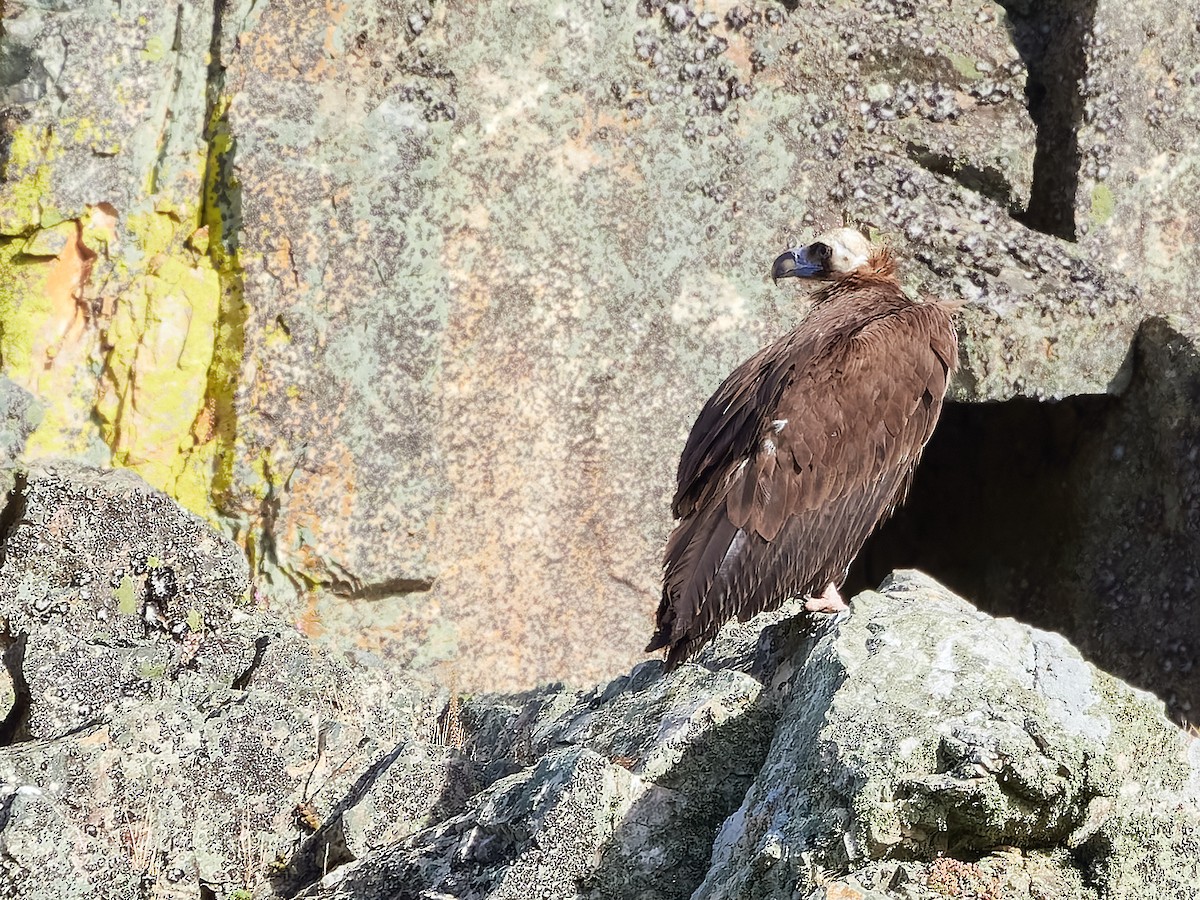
[854,317,1200,722]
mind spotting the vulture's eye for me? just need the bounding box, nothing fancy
[810,242,832,262]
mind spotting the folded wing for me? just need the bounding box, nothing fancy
[649,298,956,668]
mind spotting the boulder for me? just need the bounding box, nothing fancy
[0,465,441,899]
[0,466,1196,898]
[290,571,1200,900]
[695,571,1200,900]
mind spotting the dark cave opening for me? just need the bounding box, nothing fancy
[847,395,1114,626]
[847,322,1200,724]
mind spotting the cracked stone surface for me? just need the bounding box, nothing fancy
[0,468,1196,898]
[0,465,443,899]
[2,0,1200,697]
[692,571,1200,900]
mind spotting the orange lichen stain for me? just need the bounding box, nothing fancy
[39,220,95,368]
[311,0,350,79]
[562,109,645,184]
[36,198,116,366]
[77,726,113,748]
[268,236,301,290]
[925,857,1002,900]
[190,396,217,445]
[295,595,327,639]
[825,885,870,900]
[281,443,358,582]
[17,206,117,457]
[721,22,755,73]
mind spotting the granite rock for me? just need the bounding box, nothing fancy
[0,465,441,900]
[5,0,1200,692]
[0,467,1195,898]
[694,571,1200,900]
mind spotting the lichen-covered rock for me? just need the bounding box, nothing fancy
[7,0,1199,694]
[1066,0,1200,294]
[0,0,227,509]
[1050,317,1200,721]
[0,463,250,737]
[0,689,420,900]
[271,737,478,897]
[1,467,1196,898]
[695,571,1200,900]
[207,0,1152,693]
[0,377,39,466]
[0,465,445,900]
[295,747,644,900]
[454,659,775,899]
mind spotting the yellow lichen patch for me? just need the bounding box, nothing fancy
[1090,183,1116,227]
[0,112,236,517]
[21,221,77,258]
[294,595,327,639]
[0,122,117,460]
[0,125,61,234]
[0,240,54,380]
[96,210,222,515]
[140,35,167,63]
[116,575,138,616]
[197,95,249,519]
[70,117,122,157]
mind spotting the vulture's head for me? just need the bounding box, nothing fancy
[771,227,874,282]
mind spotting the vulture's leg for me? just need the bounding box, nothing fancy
[804,582,849,613]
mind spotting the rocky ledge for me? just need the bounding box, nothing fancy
[0,463,1196,899]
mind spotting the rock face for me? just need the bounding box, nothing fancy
[852,314,1200,721]
[696,572,1200,899]
[0,465,446,898]
[4,0,1199,692]
[0,468,1196,898]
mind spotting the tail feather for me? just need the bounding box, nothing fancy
[649,501,743,669]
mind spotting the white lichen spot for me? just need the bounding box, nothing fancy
[926,635,959,699]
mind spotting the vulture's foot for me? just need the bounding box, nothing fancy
[804,582,849,613]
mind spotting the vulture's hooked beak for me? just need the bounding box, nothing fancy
[771,241,833,283]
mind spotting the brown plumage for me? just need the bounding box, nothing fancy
[647,228,959,670]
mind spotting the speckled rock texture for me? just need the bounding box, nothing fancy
[0,377,37,463]
[0,465,447,899]
[695,571,1200,900]
[1025,317,1200,723]
[4,0,1199,692]
[281,571,1198,900]
[0,376,38,497]
[0,467,1195,898]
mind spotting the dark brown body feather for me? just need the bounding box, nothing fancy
[647,255,958,669]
